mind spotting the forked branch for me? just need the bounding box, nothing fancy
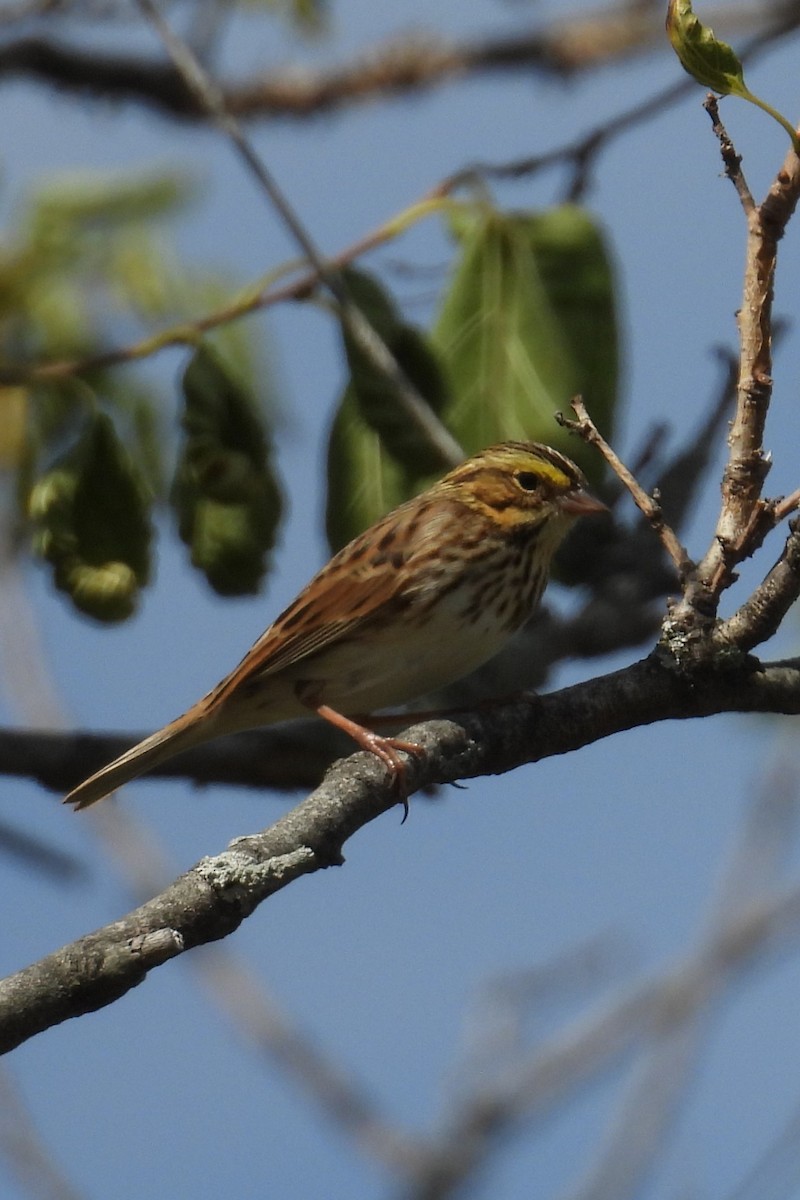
[558,396,693,582]
[670,100,800,628]
[3,653,800,1054]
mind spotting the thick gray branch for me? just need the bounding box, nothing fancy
[2,652,800,1055]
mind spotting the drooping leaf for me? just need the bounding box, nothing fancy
[325,267,452,549]
[172,343,283,595]
[29,172,194,237]
[0,168,282,615]
[666,0,800,151]
[325,385,418,552]
[340,267,451,477]
[246,0,328,33]
[0,388,29,470]
[182,494,280,596]
[666,0,747,96]
[326,212,621,549]
[433,209,568,450]
[28,411,152,622]
[524,206,619,468]
[431,205,619,482]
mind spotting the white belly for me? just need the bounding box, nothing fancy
[296,584,512,715]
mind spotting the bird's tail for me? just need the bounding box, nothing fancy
[64,708,208,810]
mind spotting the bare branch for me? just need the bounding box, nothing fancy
[558,397,693,581]
[0,817,84,882]
[88,802,419,1172]
[672,105,800,628]
[0,1066,84,1200]
[404,875,800,1198]
[703,93,756,215]
[0,202,439,385]
[2,653,800,1053]
[653,348,737,522]
[774,488,800,521]
[1,4,797,121]
[3,21,796,393]
[717,518,800,651]
[0,722,347,797]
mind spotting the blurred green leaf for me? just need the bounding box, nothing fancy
[326,213,620,546]
[325,385,418,551]
[0,387,28,470]
[0,168,202,408]
[173,343,283,595]
[433,208,569,449]
[29,171,194,235]
[325,267,451,548]
[0,168,278,614]
[524,206,619,472]
[341,267,451,475]
[246,0,328,33]
[184,494,280,596]
[28,411,152,622]
[432,205,619,481]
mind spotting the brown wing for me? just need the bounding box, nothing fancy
[208,494,454,705]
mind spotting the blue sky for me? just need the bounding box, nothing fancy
[3,3,800,1198]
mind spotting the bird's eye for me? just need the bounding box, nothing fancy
[515,471,542,493]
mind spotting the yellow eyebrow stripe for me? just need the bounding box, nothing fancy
[526,459,573,489]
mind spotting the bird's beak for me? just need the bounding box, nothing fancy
[560,488,609,517]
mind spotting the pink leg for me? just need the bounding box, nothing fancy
[315,704,423,821]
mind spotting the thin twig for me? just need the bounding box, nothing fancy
[671,103,800,628]
[407,874,800,1198]
[137,0,331,291]
[435,71,699,204]
[773,487,800,522]
[0,203,445,386]
[703,94,756,215]
[6,18,797,393]
[0,22,785,394]
[650,346,737,533]
[716,518,800,652]
[136,0,463,470]
[556,765,800,1200]
[557,397,693,581]
[0,1067,84,1200]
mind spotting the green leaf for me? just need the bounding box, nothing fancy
[29,171,194,235]
[246,0,328,34]
[0,387,29,470]
[173,343,283,595]
[341,267,451,477]
[325,268,452,550]
[666,0,800,151]
[326,209,621,549]
[28,411,153,622]
[432,206,619,478]
[666,0,747,96]
[183,493,280,596]
[524,206,619,476]
[325,385,418,552]
[433,210,568,450]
